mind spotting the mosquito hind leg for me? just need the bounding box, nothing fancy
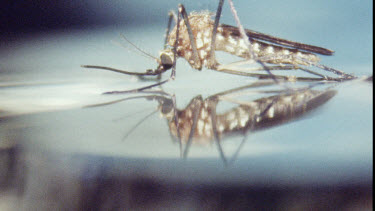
[310,61,356,80]
[286,55,356,80]
[256,54,356,81]
[214,65,332,82]
[226,0,280,84]
[206,97,229,165]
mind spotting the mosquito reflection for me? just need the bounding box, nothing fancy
[86,81,337,165]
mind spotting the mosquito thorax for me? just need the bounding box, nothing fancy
[159,49,174,70]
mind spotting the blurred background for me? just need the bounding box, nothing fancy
[0,0,373,210]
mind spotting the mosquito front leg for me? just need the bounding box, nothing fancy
[169,6,181,79]
[169,94,183,157]
[207,97,229,165]
[182,96,203,159]
[178,4,202,70]
[164,11,176,49]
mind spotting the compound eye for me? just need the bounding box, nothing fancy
[160,51,173,66]
[160,99,174,114]
[160,53,173,66]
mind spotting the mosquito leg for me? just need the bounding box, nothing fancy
[257,54,356,80]
[160,12,176,81]
[182,97,203,159]
[209,81,279,99]
[216,56,352,82]
[221,61,331,80]
[177,4,202,70]
[217,59,299,72]
[227,96,278,165]
[208,97,228,165]
[207,0,225,68]
[215,67,290,80]
[170,94,183,157]
[227,134,247,165]
[160,11,178,83]
[293,57,356,81]
[298,66,333,79]
[214,66,330,82]
[164,11,176,48]
[284,56,356,79]
[283,55,356,80]
[169,6,182,79]
[226,0,280,84]
[310,62,356,80]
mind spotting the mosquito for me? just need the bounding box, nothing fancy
[86,81,337,165]
[82,0,356,94]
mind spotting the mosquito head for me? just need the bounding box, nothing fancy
[155,97,175,121]
[158,98,174,114]
[158,49,174,71]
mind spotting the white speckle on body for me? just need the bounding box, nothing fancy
[266,46,274,54]
[240,115,249,127]
[229,121,238,130]
[186,109,192,118]
[283,49,290,55]
[196,38,204,48]
[252,43,260,52]
[200,108,207,119]
[204,124,212,136]
[197,119,204,134]
[218,123,225,132]
[217,34,225,41]
[225,45,235,53]
[200,50,207,59]
[227,112,236,121]
[228,36,237,45]
[268,107,275,118]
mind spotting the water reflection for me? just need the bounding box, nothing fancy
[0,79,371,210]
[88,81,337,164]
